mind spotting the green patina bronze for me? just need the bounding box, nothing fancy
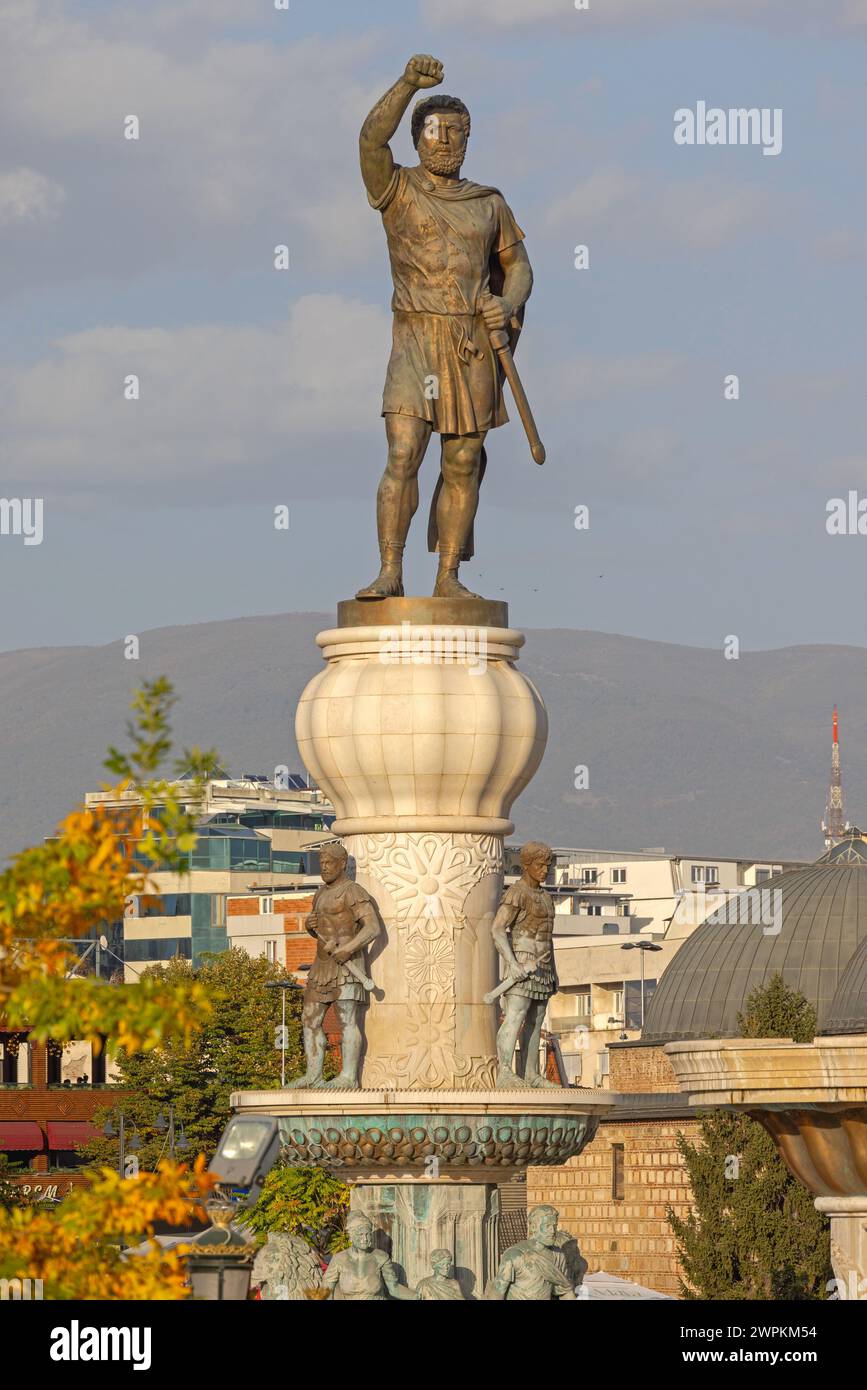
[278,1112,596,1172]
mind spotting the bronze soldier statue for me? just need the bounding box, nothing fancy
[485,1205,577,1301]
[285,842,381,1090]
[491,841,559,1089]
[356,54,535,602]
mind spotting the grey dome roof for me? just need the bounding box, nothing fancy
[643,856,867,1043]
[823,935,867,1035]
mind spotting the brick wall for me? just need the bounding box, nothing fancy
[608,1042,682,1093]
[527,1115,698,1298]
[528,1043,697,1298]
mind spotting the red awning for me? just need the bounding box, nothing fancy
[0,1121,44,1150]
[45,1121,101,1150]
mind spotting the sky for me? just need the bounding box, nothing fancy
[1,0,867,652]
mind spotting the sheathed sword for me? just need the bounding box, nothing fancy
[486,318,546,466]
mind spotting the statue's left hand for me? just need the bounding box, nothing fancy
[480,293,512,332]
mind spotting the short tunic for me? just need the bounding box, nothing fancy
[370,164,525,436]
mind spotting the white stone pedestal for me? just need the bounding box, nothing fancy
[295,613,547,1091]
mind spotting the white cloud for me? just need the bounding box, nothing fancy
[0,167,65,224]
[544,167,773,251]
[429,0,862,32]
[0,2,382,278]
[0,295,391,497]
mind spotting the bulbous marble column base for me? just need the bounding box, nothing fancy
[295,611,547,1091]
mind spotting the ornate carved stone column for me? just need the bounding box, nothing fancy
[294,600,547,1091]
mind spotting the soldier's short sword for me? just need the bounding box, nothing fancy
[309,925,374,991]
[483,969,532,1006]
[488,324,546,466]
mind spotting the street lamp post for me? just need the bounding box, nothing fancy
[103,1108,141,1177]
[264,979,301,1088]
[619,940,663,1029]
[155,1106,189,1161]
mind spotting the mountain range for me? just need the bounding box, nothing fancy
[0,612,861,866]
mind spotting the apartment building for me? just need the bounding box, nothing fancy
[84,773,335,976]
[510,845,810,1086]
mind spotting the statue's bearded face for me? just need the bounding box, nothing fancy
[417,111,467,176]
[319,850,346,884]
[533,1213,559,1248]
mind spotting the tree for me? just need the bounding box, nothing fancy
[0,1154,33,1212]
[82,949,305,1170]
[0,1159,216,1299]
[668,975,831,1300]
[0,680,223,1297]
[0,678,219,1052]
[240,1164,350,1257]
[737,972,817,1043]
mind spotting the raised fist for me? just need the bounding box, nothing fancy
[404,55,444,90]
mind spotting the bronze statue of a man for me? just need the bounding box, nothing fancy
[492,841,559,1089]
[485,1205,577,1301]
[356,54,534,602]
[285,842,381,1091]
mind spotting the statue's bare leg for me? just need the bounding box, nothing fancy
[495,992,535,1088]
[356,414,431,599]
[433,432,486,599]
[520,1000,558,1087]
[284,1001,328,1088]
[323,999,363,1089]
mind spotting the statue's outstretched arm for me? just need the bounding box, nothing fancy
[360,55,444,203]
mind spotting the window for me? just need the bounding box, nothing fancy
[691,864,720,885]
[584,903,603,916]
[755,868,770,883]
[259,896,274,915]
[611,989,624,1019]
[138,894,191,918]
[0,1034,28,1085]
[124,938,193,963]
[625,978,658,1029]
[574,990,591,1017]
[611,1143,625,1201]
[612,868,627,884]
[265,940,279,964]
[581,868,598,884]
